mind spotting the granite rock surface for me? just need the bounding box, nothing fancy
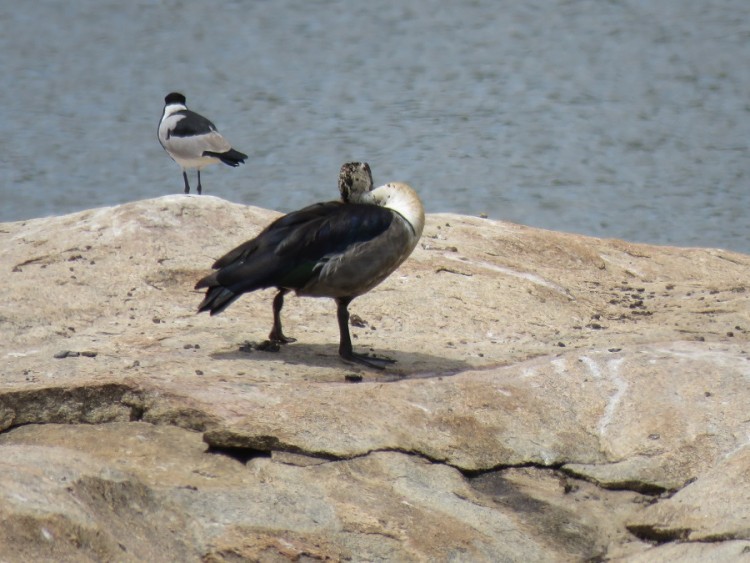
[1,195,749,561]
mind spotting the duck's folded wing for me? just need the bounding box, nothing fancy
[211,202,343,268]
[207,203,394,291]
[275,203,394,258]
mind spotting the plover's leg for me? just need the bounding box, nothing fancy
[182,171,190,194]
[197,170,202,195]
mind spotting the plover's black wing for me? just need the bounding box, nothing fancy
[163,110,234,162]
[168,109,218,139]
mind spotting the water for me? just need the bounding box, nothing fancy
[1,0,749,252]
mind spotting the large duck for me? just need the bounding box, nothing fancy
[195,162,425,369]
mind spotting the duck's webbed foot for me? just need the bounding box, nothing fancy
[269,330,296,344]
[340,349,397,370]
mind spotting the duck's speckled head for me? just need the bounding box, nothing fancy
[338,162,373,203]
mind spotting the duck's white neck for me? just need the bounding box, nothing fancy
[163,102,187,117]
[357,182,425,238]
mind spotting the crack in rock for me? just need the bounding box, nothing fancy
[627,524,691,544]
[0,384,686,502]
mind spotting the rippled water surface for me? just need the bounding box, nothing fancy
[2,0,749,252]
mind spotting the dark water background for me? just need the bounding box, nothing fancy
[2,0,748,252]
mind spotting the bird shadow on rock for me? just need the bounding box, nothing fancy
[209,340,473,381]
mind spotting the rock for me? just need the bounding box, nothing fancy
[626,445,750,542]
[619,540,750,563]
[1,195,749,560]
[0,441,199,562]
[198,340,749,485]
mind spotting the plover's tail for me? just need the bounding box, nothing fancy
[203,148,247,167]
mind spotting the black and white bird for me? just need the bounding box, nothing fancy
[195,162,425,369]
[158,92,247,195]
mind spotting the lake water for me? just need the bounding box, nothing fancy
[2,0,749,253]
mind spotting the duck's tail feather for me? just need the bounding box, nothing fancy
[195,274,242,315]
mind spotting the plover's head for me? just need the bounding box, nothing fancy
[164,92,187,106]
[339,162,373,202]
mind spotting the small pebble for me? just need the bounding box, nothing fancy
[54,350,94,359]
[345,374,363,383]
[350,314,367,328]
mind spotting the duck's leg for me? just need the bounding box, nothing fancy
[268,289,296,343]
[335,297,395,370]
[182,171,190,194]
[197,170,203,195]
